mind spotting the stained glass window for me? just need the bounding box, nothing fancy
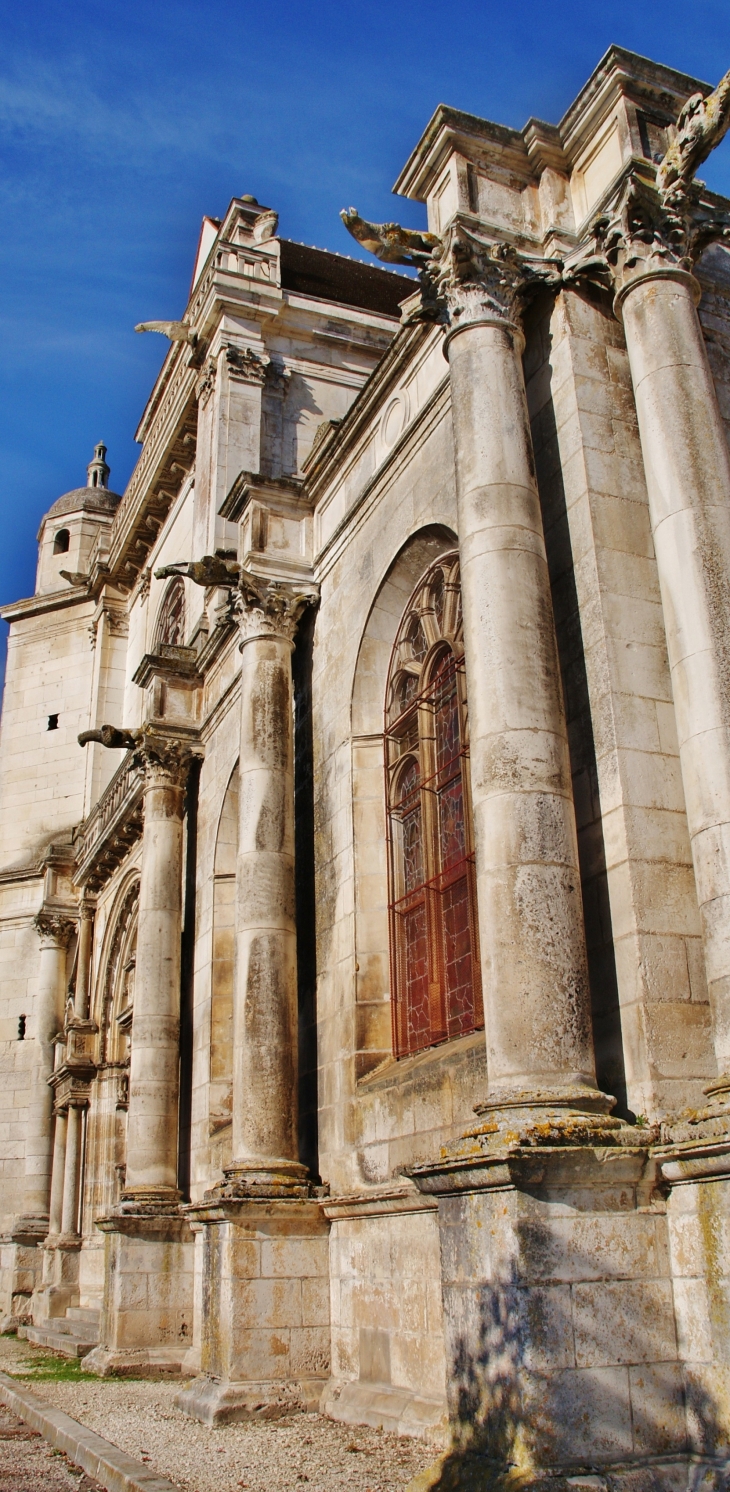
[385,551,483,1057]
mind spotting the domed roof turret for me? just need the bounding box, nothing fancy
[45,444,122,522]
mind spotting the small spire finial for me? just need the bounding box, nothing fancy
[86,443,110,491]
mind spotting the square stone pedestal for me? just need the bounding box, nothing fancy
[0,1221,46,1330]
[410,1134,699,1488]
[83,1209,194,1376]
[659,1133,730,1461]
[176,1197,330,1424]
[31,1235,81,1324]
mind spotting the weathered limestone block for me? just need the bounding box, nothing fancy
[83,1213,195,1377]
[322,1191,449,1442]
[175,1199,329,1423]
[410,1137,693,1480]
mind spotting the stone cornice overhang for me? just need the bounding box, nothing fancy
[303,319,435,508]
[0,585,93,623]
[558,44,708,165]
[394,104,532,200]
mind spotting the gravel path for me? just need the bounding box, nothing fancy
[0,1402,104,1492]
[0,1337,436,1492]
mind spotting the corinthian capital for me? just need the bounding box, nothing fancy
[131,727,192,789]
[437,221,561,334]
[234,574,319,648]
[34,912,75,948]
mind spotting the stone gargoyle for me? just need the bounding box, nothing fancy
[154,554,240,587]
[78,725,139,750]
[339,208,440,266]
[657,65,730,198]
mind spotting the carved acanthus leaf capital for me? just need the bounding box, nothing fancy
[564,167,730,302]
[436,221,562,334]
[34,911,76,948]
[131,727,193,789]
[234,574,319,647]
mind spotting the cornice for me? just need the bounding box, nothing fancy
[0,585,93,623]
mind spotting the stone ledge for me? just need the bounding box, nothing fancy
[321,1378,448,1444]
[0,1372,180,1492]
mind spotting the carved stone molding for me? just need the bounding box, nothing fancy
[33,912,75,949]
[195,357,217,405]
[234,574,319,648]
[225,344,268,385]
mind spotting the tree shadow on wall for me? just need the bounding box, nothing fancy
[417,1215,729,1492]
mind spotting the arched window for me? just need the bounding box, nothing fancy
[154,577,186,649]
[385,550,483,1057]
[53,528,70,554]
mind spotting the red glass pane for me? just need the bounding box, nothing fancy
[438,778,466,869]
[441,872,475,1036]
[434,659,460,775]
[402,901,430,1053]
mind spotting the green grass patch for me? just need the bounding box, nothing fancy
[10,1348,99,1383]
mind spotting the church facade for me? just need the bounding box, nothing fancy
[2,43,730,1486]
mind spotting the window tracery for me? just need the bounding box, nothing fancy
[385,550,483,1057]
[153,576,186,649]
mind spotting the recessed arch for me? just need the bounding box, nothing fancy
[350,525,457,1077]
[153,576,186,649]
[53,528,70,555]
[385,550,482,1056]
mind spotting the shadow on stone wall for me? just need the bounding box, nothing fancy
[412,1212,727,1492]
[526,293,629,1119]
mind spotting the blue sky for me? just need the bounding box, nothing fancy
[1,0,730,627]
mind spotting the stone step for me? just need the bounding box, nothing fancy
[21,1322,99,1359]
[65,1308,100,1325]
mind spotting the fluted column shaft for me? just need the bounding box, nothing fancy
[123,739,189,1202]
[60,1104,82,1237]
[24,916,74,1222]
[47,1109,68,1238]
[617,267,730,1090]
[226,581,314,1194]
[445,287,597,1104]
[74,903,94,1021]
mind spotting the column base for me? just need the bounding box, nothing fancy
[175,1194,330,1424]
[176,1373,325,1425]
[215,1160,314,1200]
[84,1207,194,1378]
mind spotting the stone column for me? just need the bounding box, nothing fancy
[122,735,190,1207]
[24,913,74,1225]
[74,901,94,1021]
[224,579,316,1194]
[60,1103,82,1239]
[615,263,730,1093]
[441,233,601,1112]
[47,1108,67,1239]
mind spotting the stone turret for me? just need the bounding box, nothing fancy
[36,445,122,595]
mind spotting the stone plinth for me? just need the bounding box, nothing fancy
[31,1234,81,1324]
[658,1114,730,1460]
[409,1120,696,1483]
[83,1209,194,1377]
[0,1222,47,1331]
[175,1197,329,1423]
